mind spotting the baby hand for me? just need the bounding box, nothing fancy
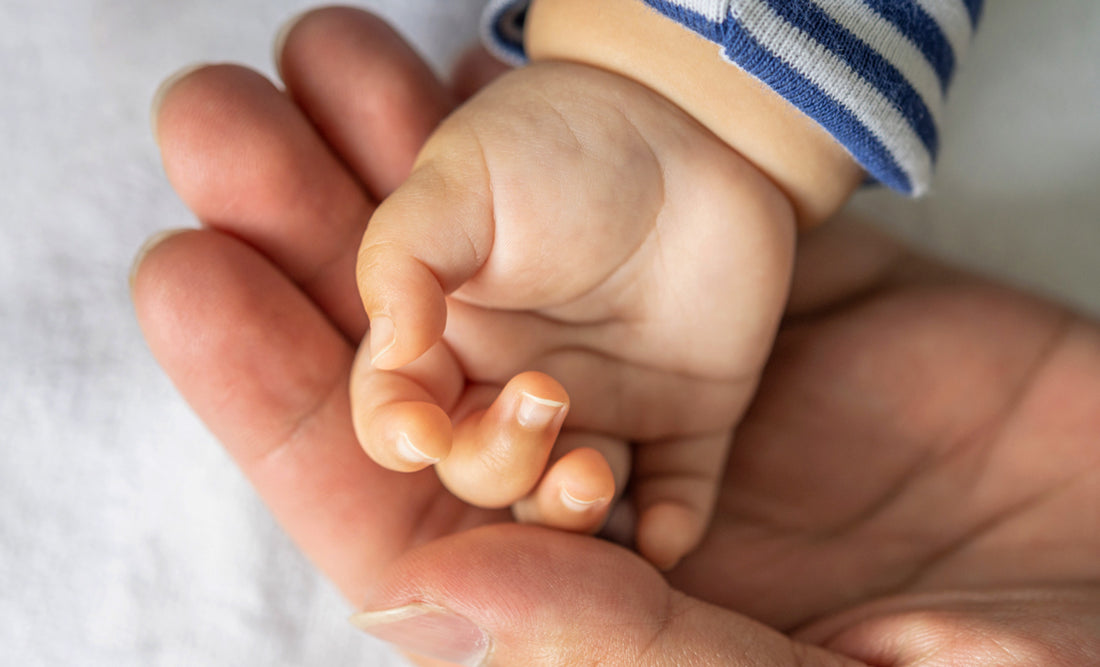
[351,61,795,569]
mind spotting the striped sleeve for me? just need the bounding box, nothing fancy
[481,0,983,196]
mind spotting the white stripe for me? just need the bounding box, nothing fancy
[913,0,972,65]
[731,0,933,193]
[811,0,944,126]
[482,0,520,21]
[661,0,731,23]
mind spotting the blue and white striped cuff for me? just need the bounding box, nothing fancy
[481,0,982,196]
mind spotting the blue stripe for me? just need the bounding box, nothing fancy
[643,1,725,42]
[962,0,983,27]
[489,2,528,61]
[861,0,955,91]
[644,0,913,193]
[761,0,938,160]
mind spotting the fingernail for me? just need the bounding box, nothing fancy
[369,316,396,367]
[350,604,491,667]
[516,392,566,430]
[150,63,208,140]
[560,486,607,513]
[129,228,189,290]
[272,9,310,74]
[396,432,439,465]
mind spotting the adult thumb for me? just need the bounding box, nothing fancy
[349,524,857,666]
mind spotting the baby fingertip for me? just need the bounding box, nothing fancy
[636,503,704,572]
[559,485,609,514]
[516,391,567,431]
[368,315,397,368]
[395,431,441,466]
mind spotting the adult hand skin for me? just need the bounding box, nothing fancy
[132,7,1100,665]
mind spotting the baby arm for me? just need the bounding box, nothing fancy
[524,0,864,225]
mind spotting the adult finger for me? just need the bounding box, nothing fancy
[802,588,1100,666]
[153,63,372,337]
[349,525,860,666]
[450,44,512,102]
[786,217,906,316]
[276,6,455,200]
[131,230,501,603]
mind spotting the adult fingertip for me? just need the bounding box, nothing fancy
[129,228,192,291]
[271,9,310,77]
[150,63,209,142]
[450,45,511,101]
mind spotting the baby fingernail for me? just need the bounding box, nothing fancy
[560,486,607,513]
[369,316,396,367]
[516,392,566,430]
[350,604,491,667]
[396,432,439,465]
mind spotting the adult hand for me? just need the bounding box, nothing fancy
[133,7,1100,665]
[341,219,1100,665]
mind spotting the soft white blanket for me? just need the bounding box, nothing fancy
[1,1,1096,665]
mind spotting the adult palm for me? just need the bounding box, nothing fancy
[676,224,1100,661]
[134,7,1100,665]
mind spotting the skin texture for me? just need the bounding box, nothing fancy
[134,8,1100,665]
[526,0,864,226]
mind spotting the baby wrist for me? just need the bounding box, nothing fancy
[525,0,862,227]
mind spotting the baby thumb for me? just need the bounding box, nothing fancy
[349,524,850,666]
[356,135,494,370]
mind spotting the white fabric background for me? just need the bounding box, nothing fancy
[0,1,1096,665]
